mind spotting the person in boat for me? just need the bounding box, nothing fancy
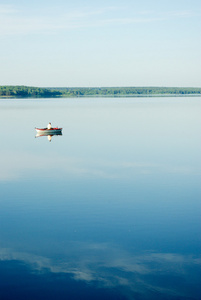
[47,122,52,129]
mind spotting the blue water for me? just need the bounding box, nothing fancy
[0,97,200,299]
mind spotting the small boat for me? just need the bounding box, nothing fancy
[35,127,62,134]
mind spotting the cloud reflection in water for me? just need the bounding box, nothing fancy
[0,150,197,182]
[0,243,200,299]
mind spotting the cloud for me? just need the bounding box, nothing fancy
[0,4,199,36]
[0,4,19,14]
[0,5,122,35]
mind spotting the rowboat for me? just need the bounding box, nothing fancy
[35,127,62,134]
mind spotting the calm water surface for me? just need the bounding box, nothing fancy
[0,97,200,299]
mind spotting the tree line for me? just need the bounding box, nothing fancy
[0,85,201,98]
[53,87,201,97]
[0,86,62,98]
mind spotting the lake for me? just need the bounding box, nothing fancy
[0,97,200,300]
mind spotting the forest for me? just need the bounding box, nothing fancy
[0,85,201,98]
[0,86,62,98]
[53,87,201,97]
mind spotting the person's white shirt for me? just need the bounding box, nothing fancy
[47,122,52,129]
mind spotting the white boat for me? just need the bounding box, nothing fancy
[35,127,62,134]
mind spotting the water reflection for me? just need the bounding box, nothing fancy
[0,98,200,299]
[0,244,200,299]
[35,131,62,142]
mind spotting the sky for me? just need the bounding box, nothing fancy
[0,0,201,87]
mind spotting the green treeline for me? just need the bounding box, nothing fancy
[0,86,62,98]
[0,85,201,98]
[53,87,201,97]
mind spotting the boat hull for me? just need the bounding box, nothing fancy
[35,128,62,134]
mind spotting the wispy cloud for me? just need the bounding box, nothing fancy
[0,4,199,36]
[0,4,19,14]
[0,5,121,35]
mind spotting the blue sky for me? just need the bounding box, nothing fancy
[0,0,201,87]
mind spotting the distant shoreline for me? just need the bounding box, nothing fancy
[0,86,201,98]
[1,94,201,99]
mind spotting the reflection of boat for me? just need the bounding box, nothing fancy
[35,127,62,134]
[35,128,63,142]
[35,132,62,137]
